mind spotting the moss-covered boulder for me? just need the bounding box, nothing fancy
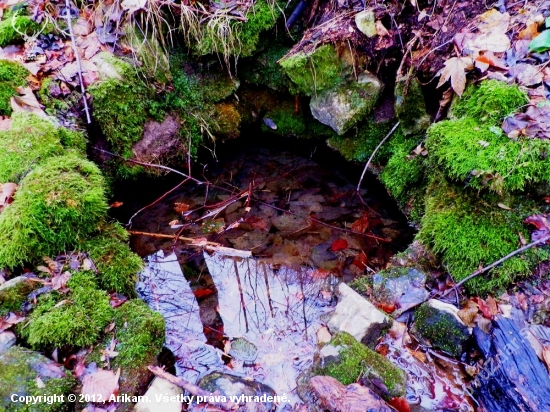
[279,44,351,96]
[413,300,470,357]
[315,332,406,398]
[418,175,547,294]
[394,76,431,136]
[0,345,75,412]
[310,72,383,135]
[19,272,114,349]
[0,154,108,269]
[0,276,37,316]
[81,223,143,297]
[0,59,28,116]
[0,113,66,183]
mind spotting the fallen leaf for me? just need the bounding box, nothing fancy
[0,312,25,332]
[11,87,46,117]
[524,213,550,243]
[52,271,71,290]
[109,293,127,308]
[81,369,120,400]
[330,238,348,252]
[529,30,550,53]
[351,214,369,233]
[519,21,540,40]
[375,20,390,37]
[436,57,474,96]
[174,202,190,214]
[458,299,479,326]
[352,250,368,270]
[477,9,510,34]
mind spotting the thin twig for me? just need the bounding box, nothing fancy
[440,234,550,297]
[64,1,91,123]
[357,122,400,191]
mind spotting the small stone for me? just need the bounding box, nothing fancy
[229,337,258,364]
[0,331,16,354]
[355,10,377,38]
[372,267,429,315]
[319,345,341,367]
[134,377,183,412]
[316,326,332,344]
[328,283,391,347]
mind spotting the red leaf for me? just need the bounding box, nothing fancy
[351,214,369,234]
[352,251,368,270]
[330,238,348,252]
[388,397,410,412]
[378,302,396,313]
[109,293,127,308]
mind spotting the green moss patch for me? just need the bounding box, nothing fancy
[0,154,108,268]
[81,223,143,296]
[0,277,37,316]
[418,176,547,294]
[20,272,114,349]
[0,59,28,116]
[414,303,469,357]
[316,332,406,398]
[0,113,66,183]
[280,44,350,96]
[0,10,52,47]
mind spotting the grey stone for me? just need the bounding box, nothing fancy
[0,331,16,354]
[372,267,429,315]
[394,76,431,135]
[310,72,383,135]
[229,337,258,364]
[355,10,377,38]
[134,377,183,412]
[318,344,342,367]
[328,283,391,347]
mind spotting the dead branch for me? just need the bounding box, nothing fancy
[64,0,91,124]
[357,122,400,192]
[148,366,239,410]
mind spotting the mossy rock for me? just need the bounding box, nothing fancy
[19,271,114,349]
[261,100,307,137]
[315,332,406,398]
[418,176,548,294]
[88,53,154,158]
[0,113,66,183]
[0,276,37,316]
[394,76,431,136]
[0,346,75,412]
[413,302,469,357]
[212,102,241,138]
[450,79,528,124]
[0,59,28,116]
[80,222,143,297]
[239,39,291,92]
[87,300,164,407]
[279,44,351,96]
[0,154,108,269]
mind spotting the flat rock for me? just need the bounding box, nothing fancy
[134,377,183,412]
[310,72,383,135]
[355,10,377,37]
[307,375,393,412]
[0,331,16,355]
[328,283,391,347]
[372,267,429,315]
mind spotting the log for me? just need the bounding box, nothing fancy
[472,316,550,412]
[148,366,239,411]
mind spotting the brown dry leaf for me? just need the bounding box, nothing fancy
[436,57,473,96]
[477,9,510,34]
[458,299,479,326]
[486,296,499,316]
[375,20,390,37]
[72,18,93,36]
[351,214,369,233]
[81,368,120,400]
[11,87,46,117]
[52,271,72,291]
[0,312,25,332]
[174,202,190,214]
[519,21,540,40]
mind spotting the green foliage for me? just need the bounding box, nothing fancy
[394,77,431,135]
[316,332,406,397]
[239,39,291,91]
[414,304,469,357]
[81,223,143,296]
[0,59,28,115]
[20,272,114,349]
[451,79,527,124]
[88,56,153,158]
[194,0,282,58]
[279,44,349,96]
[0,12,48,47]
[426,116,550,193]
[0,346,75,412]
[418,176,547,294]
[38,78,72,117]
[0,113,65,183]
[0,154,108,268]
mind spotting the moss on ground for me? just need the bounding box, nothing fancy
[0,59,28,116]
[0,8,53,47]
[0,346,75,412]
[20,271,114,349]
[81,222,143,296]
[88,54,153,158]
[0,113,67,183]
[414,303,469,357]
[0,154,108,268]
[316,332,406,398]
[38,78,72,116]
[212,102,241,138]
[194,0,282,58]
[279,44,350,96]
[418,176,548,294]
[394,77,431,135]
